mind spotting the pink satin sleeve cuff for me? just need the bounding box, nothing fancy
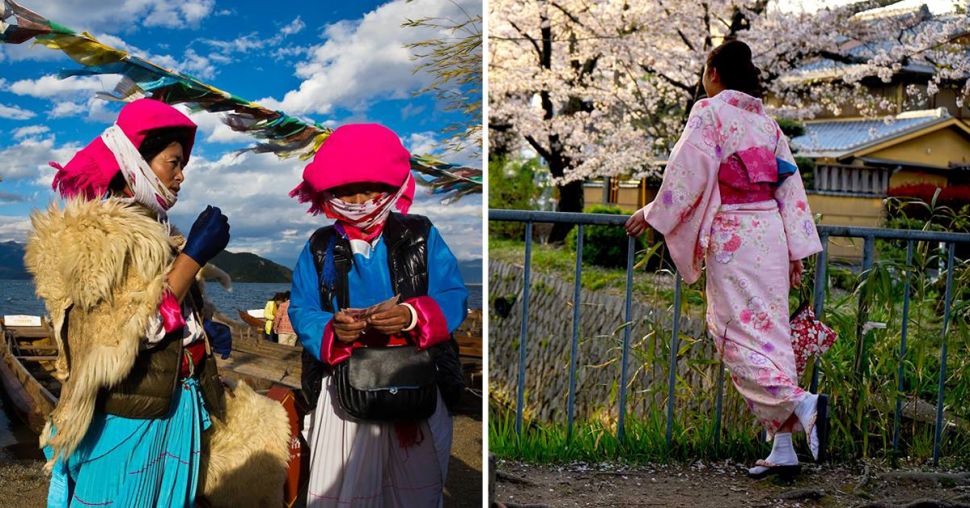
[158,289,186,334]
[404,296,451,349]
[320,321,354,366]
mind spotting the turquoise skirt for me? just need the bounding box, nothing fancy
[45,378,211,508]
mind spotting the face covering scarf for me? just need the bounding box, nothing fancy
[101,124,177,219]
[322,173,412,241]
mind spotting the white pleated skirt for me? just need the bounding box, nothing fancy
[303,376,453,508]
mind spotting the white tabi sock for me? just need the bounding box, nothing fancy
[748,432,798,476]
[795,393,820,459]
[765,432,798,465]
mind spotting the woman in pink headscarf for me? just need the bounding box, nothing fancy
[24,98,285,507]
[288,123,468,507]
[625,40,829,478]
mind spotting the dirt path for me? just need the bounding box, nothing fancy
[494,460,970,507]
[0,452,45,508]
[446,411,484,507]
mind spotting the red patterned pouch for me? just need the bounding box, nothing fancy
[790,303,838,377]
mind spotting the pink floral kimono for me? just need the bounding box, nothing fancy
[642,90,823,436]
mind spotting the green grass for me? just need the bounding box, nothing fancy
[489,237,705,308]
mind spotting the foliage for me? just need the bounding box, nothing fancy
[489,157,543,239]
[776,117,806,138]
[404,0,483,155]
[564,206,647,269]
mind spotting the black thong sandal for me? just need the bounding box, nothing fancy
[747,459,802,479]
[816,394,830,463]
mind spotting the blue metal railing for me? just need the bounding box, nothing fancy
[489,209,970,465]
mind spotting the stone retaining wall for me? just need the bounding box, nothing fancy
[489,260,740,425]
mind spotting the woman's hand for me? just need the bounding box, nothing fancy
[790,259,804,288]
[182,205,230,266]
[333,310,367,343]
[368,305,413,336]
[625,209,649,237]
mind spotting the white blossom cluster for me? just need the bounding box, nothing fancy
[489,0,970,183]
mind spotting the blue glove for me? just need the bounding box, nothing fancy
[183,205,230,266]
[204,319,233,359]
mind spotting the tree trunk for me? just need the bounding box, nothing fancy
[549,179,584,244]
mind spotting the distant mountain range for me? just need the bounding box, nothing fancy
[0,242,293,283]
[0,241,483,285]
[210,250,292,283]
[0,241,28,280]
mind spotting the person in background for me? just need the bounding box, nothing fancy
[263,293,280,341]
[274,291,298,346]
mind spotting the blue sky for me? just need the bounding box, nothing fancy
[0,0,482,276]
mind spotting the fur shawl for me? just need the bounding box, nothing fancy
[25,198,176,465]
[24,198,290,506]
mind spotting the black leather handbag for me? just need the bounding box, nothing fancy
[333,345,438,422]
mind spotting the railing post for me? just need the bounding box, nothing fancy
[892,240,914,465]
[617,235,636,442]
[514,221,533,438]
[566,224,584,441]
[713,360,725,454]
[810,233,829,393]
[665,275,683,447]
[933,242,955,466]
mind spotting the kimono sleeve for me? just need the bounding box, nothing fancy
[288,241,351,365]
[403,226,468,348]
[642,103,722,284]
[773,133,823,261]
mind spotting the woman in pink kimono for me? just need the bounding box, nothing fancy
[626,40,829,478]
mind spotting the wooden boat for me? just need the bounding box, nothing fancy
[0,318,59,434]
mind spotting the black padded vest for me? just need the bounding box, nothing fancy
[301,213,465,412]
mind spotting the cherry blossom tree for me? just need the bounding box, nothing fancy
[489,0,970,240]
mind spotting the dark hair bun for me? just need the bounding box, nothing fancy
[707,39,762,98]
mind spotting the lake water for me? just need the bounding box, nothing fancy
[0,279,482,317]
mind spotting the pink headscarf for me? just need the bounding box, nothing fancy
[50,99,197,200]
[290,123,415,240]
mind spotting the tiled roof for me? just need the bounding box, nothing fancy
[790,108,952,157]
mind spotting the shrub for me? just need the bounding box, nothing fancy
[565,205,647,268]
[489,157,543,239]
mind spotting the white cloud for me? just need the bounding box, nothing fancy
[267,0,480,115]
[0,136,83,183]
[182,48,217,80]
[13,126,50,140]
[405,130,481,168]
[0,42,66,63]
[0,216,33,243]
[281,16,306,36]
[199,15,311,63]
[48,97,117,123]
[181,109,252,145]
[407,131,441,156]
[6,75,119,99]
[0,192,29,204]
[18,0,215,31]
[0,103,35,120]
